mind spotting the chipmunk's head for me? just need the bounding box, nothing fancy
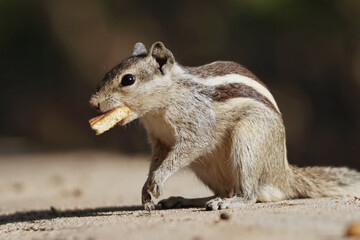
[89,41,176,124]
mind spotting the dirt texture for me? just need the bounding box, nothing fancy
[0,151,359,240]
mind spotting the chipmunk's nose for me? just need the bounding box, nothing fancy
[93,103,100,111]
[89,96,100,111]
[90,102,100,111]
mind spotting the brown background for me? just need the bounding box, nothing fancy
[0,0,359,168]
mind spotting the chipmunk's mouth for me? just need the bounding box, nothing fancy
[89,94,125,113]
[89,94,140,128]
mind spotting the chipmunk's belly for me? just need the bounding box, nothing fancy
[190,141,237,198]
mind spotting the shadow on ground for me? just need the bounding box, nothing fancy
[0,205,155,225]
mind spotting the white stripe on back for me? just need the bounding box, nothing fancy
[196,74,279,112]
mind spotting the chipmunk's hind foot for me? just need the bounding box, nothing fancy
[205,196,256,211]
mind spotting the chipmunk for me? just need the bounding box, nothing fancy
[89,41,360,210]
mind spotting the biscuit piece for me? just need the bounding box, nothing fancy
[89,107,130,135]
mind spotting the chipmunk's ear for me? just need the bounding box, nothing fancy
[149,41,175,74]
[132,42,148,56]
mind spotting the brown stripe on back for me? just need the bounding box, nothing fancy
[204,83,279,114]
[185,61,267,87]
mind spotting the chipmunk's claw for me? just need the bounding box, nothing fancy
[144,201,155,211]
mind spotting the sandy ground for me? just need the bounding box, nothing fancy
[0,151,359,240]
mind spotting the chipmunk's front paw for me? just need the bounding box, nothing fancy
[143,201,155,211]
[141,184,154,210]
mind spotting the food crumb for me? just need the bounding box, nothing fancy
[220,212,230,220]
[346,221,360,237]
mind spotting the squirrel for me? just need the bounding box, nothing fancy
[89,41,360,211]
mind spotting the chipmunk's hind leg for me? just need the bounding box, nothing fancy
[204,107,286,211]
[159,196,215,209]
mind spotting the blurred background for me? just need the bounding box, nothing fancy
[0,0,359,168]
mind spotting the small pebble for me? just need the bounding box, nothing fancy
[346,222,360,237]
[220,213,230,220]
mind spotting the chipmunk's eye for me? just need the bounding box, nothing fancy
[120,74,136,87]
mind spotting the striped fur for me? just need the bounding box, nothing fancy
[195,73,279,112]
[89,41,360,211]
[185,61,265,86]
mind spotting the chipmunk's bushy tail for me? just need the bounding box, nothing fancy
[290,165,360,198]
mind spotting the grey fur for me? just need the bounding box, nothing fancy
[89,41,360,211]
[132,42,148,56]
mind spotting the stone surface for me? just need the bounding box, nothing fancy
[0,151,359,240]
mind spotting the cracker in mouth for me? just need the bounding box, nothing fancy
[89,107,131,135]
